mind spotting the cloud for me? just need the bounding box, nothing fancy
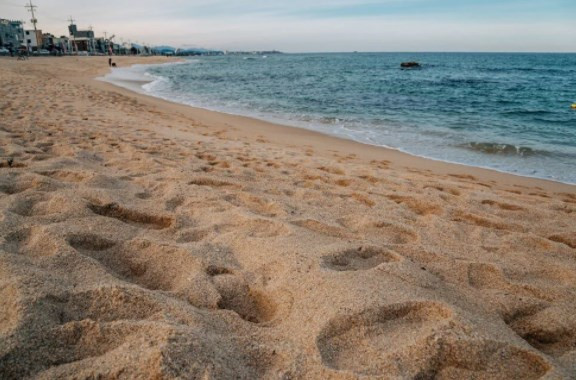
[1,0,574,51]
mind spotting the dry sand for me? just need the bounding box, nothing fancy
[0,56,575,379]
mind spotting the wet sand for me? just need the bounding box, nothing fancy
[0,56,575,379]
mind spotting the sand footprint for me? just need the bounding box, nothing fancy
[3,227,60,257]
[207,268,281,325]
[430,338,551,379]
[467,262,559,302]
[322,246,402,271]
[211,275,277,324]
[36,286,162,324]
[547,233,576,249]
[189,176,240,189]
[68,238,203,300]
[505,304,576,359]
[338,216,420,244]
[39,169,92,183]
[317,301,453,376]
[0,319,143,378]
[292,219,356,239]
[317,301,551,378]
[176,228,210,243]
[386,194,443,216]
[67,233,117,252]
[10,192,77,218]
[225,193,286,217]
[452,210,524,232]
[88,203,173,230]
[0,173,60,195]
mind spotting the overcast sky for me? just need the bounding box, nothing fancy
[1,0,575,52]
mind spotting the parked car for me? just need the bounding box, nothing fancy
[37,49,50,55]
[0,47,10,56]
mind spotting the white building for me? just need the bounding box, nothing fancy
[24,29,42,51]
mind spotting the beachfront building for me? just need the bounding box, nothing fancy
[40,34,70,54]
[24,29,43,52]
[0,19,24,50]
[94,37,107,54]
[68,23,95,53]
[113,43,128,55]
[56,36,70,53]
[42,33,55,50]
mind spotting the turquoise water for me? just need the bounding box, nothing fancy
[140,53,576,184]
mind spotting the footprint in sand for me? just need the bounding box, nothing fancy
[452,210,524,232]
[386,194,443,216]
[317,301,551,378]
[338,216,420,244]
[322,246,402,271]
[9,192,76,218]
[292,219,355,239]
[505,304,576,359]
[430,338,551,379]
[3,227,60,257]
[67,233,117,252]
[207,268,281,325]
[0,319,143,378]
[467,262,561,302]
[68,237,202,297]
[39,169,92,183]
[189,176,241,189]
[225,193,286,217]
[206,212,291,240]
[87,203,173,230]
[0,173,60,195]
[38,286,162,324]
[481,199,525,211]
[229,217,292,238]
[547,233,576,249]
[164,195,184,211]
[317,301,453,376]
[176,228,210,243]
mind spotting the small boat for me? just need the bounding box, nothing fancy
[571,103,576,109]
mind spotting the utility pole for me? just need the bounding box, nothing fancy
[25,0,38,52]
[103,31,109,55]
[88,25,94,53]
[68,16,76,54]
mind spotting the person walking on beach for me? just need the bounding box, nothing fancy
[108,57,112,67]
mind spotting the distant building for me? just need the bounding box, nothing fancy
[55,35,70,53]
[94,37,106,53]
[68,23,95,52]
[0,19,24,49]
[24,29,43,51]
[42,33,55,49]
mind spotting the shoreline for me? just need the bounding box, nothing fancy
[97,58,575,194]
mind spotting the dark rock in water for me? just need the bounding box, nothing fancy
[401,62,421,68]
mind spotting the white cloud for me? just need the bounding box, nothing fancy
[1,1,574,51]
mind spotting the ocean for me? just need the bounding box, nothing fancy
[118,53,576,184]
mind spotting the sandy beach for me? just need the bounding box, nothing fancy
[1,56,575,379]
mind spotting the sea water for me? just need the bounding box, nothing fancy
[135,53,575,184]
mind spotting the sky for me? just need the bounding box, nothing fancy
[1,0,575,52]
